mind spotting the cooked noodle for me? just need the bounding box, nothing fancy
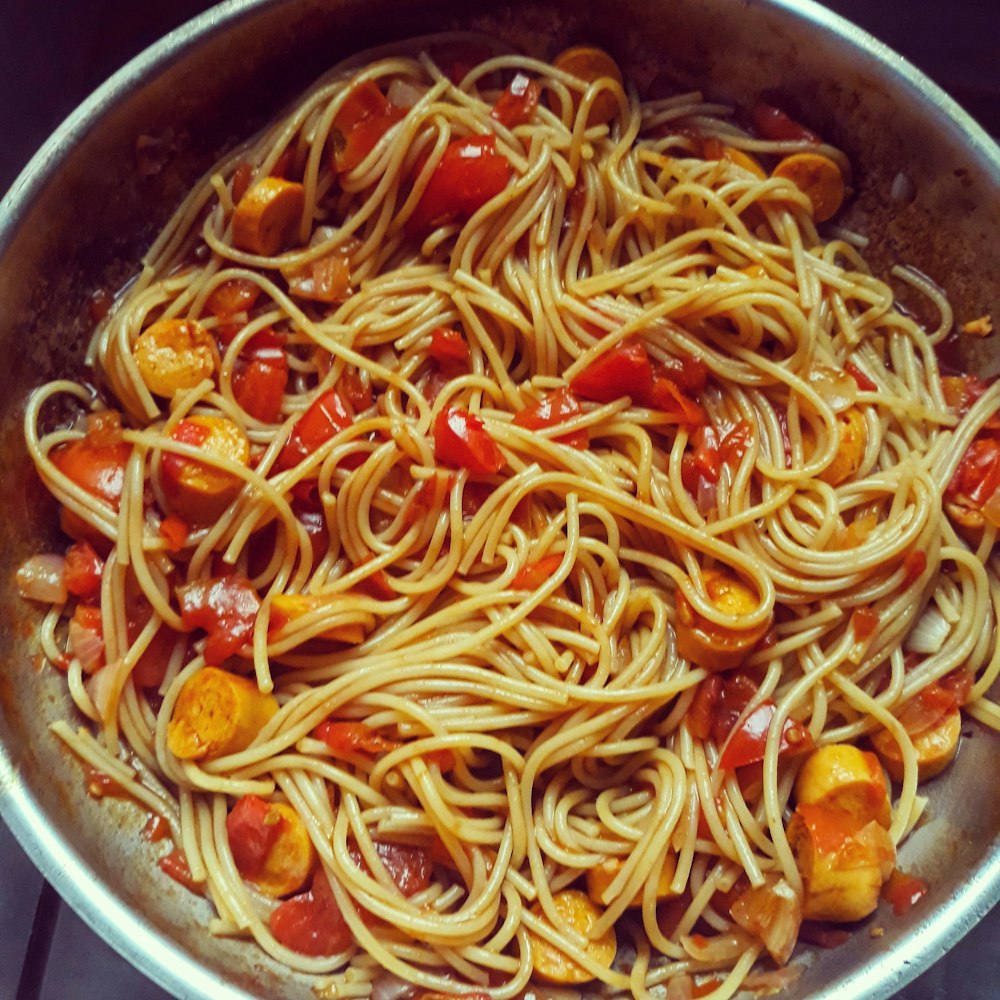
[22,33,1000,999]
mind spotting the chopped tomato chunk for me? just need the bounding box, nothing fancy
[52,436,131,509]
[333,81,405,173]
[338,368,373,413]
[428,326,470,365]
[356,554,395,600]
[270,868,352,956]
[406,135,511,236]
[433,407,504,474]
[227,795,285,876]
[687,675,723,741]
[276,389,352,471]
[206,278,261,319]
[513,387,588,447]
[64,541,104,599]
[649,373,707,424]
[720,421,754,467]
[159,848,202,893]
[948,435,1000,508]
[571,339,653,405]
[660,354,709,394]
[159,514,189,554]
[348,840,432,898]
[718,700,813,770]
[901,550,927,588]
[682,426,722,488]
[491,73,541,127]
[851,607,879,641]
[882,869,929,917]
[845,362,877,392]
[711,673,758,745]
[750,102,819,143]
[177,574,261,665]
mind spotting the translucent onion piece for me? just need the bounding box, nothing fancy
[807,365,857,413]
[16,554,67,604]
[904,606,951,654]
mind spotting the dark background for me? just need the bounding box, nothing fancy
[0,0,997,998]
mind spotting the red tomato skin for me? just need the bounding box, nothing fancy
[718,700,813,770]
[491,73,541,127]
[845,362,877,393]
[669,355,710,394]
[270,869,352,956]
[177,574,260,665]
[159,514,189,554]
[428,327,470,364]
[313,721,401,755]
[940,668,975,707]
[719,421,753,467]
[52,438,131,508]
[649,374,707,424]
[687,675,723,740]
[406,135,511,237]
[277,390,352,471]
[688,426,722,485]
[234,357,287,423]
[901,550,928,588]
[710,674,758,745]
[227,795,285,876]
[331,82,406,174]
[207,278,261,319]
[852,607,879,641]
[750,103,819,143]
[882,870,930,917]
[339,369,373,412]
[64,540,104,599]
[433,407,504,474]
[512,553,564,590]
[948,434,1000,507]
[159,848,202,893]
[513,387,589,448]
[571,340,654,405]
[348,841,432,898]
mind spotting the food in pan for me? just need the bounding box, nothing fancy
[17,35,999,999]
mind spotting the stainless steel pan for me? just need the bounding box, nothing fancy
[1,1,998,997]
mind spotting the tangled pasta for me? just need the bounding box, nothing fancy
[19,34,1000,1000]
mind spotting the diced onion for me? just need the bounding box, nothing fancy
[666,975,694,1000]
[743,966,803,995]
[807,365,857,413]
[16,554,67,604]
[369,972,419,1000]
[981,485,1000,529]
[696,473,717,516]
[85,666,116,721]
[386,78,428,109]
[730,877,802,965]
[69,617,104,674]
[904,606,951,654]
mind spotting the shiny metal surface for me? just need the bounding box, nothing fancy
[0,1,998,998]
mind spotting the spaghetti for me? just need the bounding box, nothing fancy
[19,35,1000,999]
